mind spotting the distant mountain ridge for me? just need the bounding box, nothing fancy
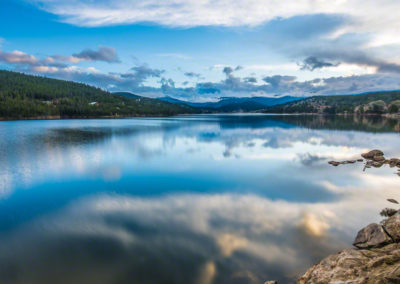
[113,91,142,99]
[263,91,400,114]
[3,69,400,119]
[160,96,303,112]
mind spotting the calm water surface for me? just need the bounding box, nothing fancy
[0,114,400,283]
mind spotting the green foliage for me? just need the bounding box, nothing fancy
[264,91,400,114]
[0,70,193,119]
[388,100,400,113]
[366,100,386,114]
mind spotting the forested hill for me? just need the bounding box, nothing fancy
[264,91,400,114]
[0,70,193,119]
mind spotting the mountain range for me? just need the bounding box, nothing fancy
[263,91,400,114]
[159,95,302,112]
[1,69,400,119]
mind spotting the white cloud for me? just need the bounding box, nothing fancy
[29,1,400,47]
[0,50,38,64]
[32,65,59,73]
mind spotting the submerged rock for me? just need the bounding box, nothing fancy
[328,161,341,166]
[328,160,358,166]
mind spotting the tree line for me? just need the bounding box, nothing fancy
[0,70,192,118]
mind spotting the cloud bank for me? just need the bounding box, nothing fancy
[27,1,400,44]
[4,2,400,101]
[3,46,400,101]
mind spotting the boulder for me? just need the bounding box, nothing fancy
[373,155,386,162]
[353,223,392,249]
[362,149,384,159]
[298,244,400,284]
[380,208,398,217]
[383,213,400,242]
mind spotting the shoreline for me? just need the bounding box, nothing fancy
[1,113,400,122]
[262,112,400,117]
[0,114,191,121]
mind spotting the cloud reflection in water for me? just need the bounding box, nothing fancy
[0,115,400,283]
[0,193,354,283]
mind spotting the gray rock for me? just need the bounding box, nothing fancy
[389,158,400,167]
[362,149,384,159]
[373,155,386,162]
[383,212,400,242]
[298,244,400,284]
[380,208,398,217]
[353,223,392,249]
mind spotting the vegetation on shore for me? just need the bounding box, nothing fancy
[0,70,193,119]
[3,69,400,119]
[263,91,400,115]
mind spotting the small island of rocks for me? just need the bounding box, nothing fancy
[328,149,400,176]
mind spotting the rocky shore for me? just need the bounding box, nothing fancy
[298,209,400,283]
[266,150,400,284]
[266,203,400,283]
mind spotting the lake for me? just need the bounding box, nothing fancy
[0,114,400,284]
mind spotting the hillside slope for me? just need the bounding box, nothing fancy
[0,70,193,119]
[264,91,400,114]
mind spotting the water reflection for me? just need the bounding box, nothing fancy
[0,194,349,284]
[0,115,399,283]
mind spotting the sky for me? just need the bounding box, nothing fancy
[2,0,400,101]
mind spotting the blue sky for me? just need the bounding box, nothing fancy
[2,0,400,101]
